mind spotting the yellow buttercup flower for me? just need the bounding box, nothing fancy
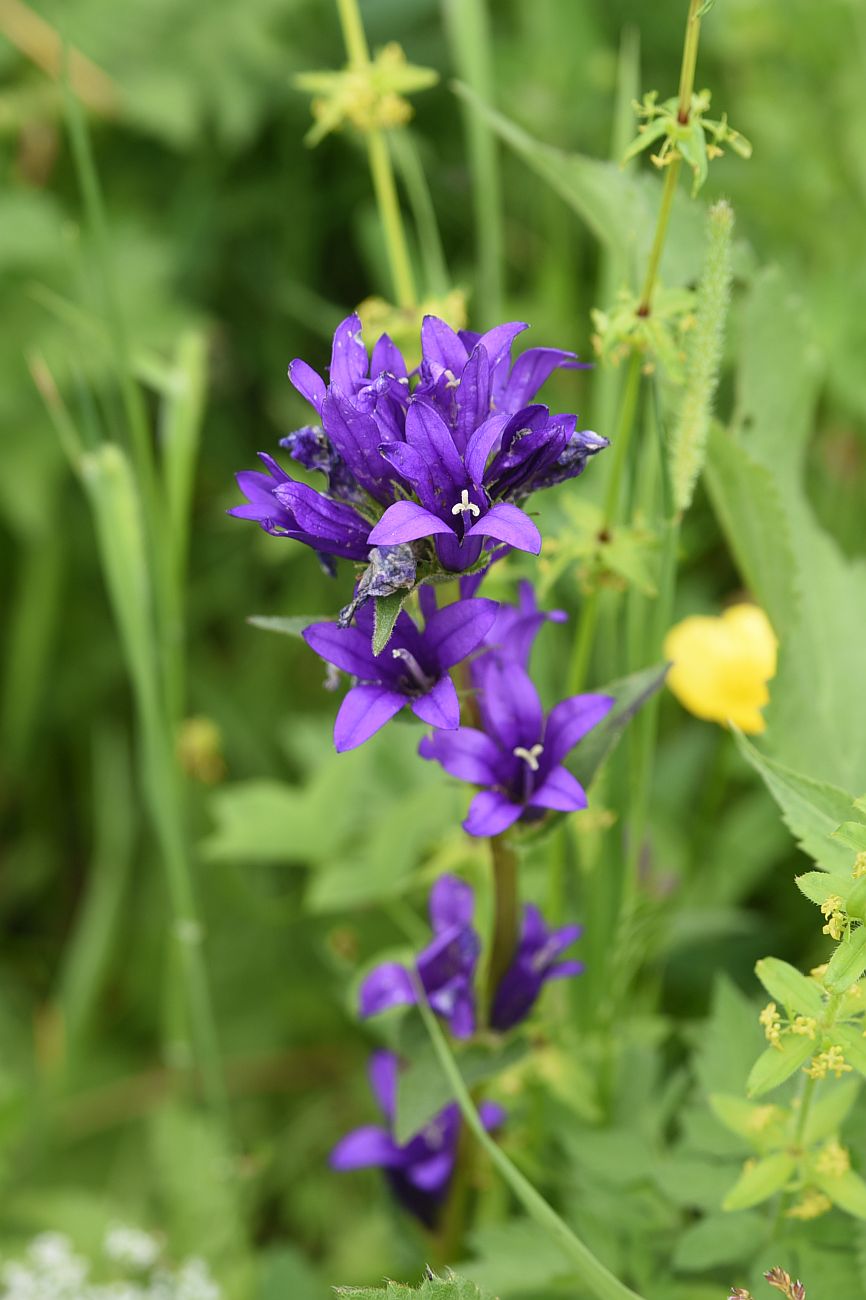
[663,603,777,734]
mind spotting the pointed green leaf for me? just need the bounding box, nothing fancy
[732,733,858,874]
[832,1026,866,1079]
[824,927,866,993]
[747,1035,815,1098]
[722,1152,796,1210]
[832,821,866,853]
[796,871,852,907]
[801,1078,860,1145]
[337,1273,493,1299]
[372,590,407,656]
[815,1169,866,1220]
[755,958,824,1019]
[570,663,668,788]
[247,615,325,638]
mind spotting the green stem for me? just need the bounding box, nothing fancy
[390,129,450,297]
[486,834,520,1018]
[566,587,602,697]
[636,0,703,313]
[416,993,646,1300]
[602,352,643,528]
[442,0,504,324]
[335,0,417,308]
[636,159,681,315]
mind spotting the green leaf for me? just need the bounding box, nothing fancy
[815,1169,866,1220]
[451,83,705,287]
[395,1026,523,1145]
[459,1219,571,1296]
[833,821,866,853]
[570,663,669,788]
[755,957,824,1018]
[246,615,325,638]
[704,423,798,637]
[708,1094,784,1145]
[732,733,858,874]
[746,1035,815,1098]
[372,590,407,655]
[722,1152,796,1210]
[672,1210,764,1271]
[832,1026,866,1079]
[796,871,853,907]
[824,927,866,993]
[801,1078,860,1145]
[337,1273,493,1300]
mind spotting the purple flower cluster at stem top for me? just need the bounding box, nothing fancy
[230,313,607,581]
[330,1049,505,1226]
[357,874,583,1036]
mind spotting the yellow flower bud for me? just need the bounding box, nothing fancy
[663,603,777,734]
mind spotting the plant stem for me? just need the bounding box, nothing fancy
[602,350,644,529]
[442,0,504,324]
[335,0,417,309]
[416,992,646,1300]
[636,159,681,315]
[486,833,520,1017]
[636,0,703,314]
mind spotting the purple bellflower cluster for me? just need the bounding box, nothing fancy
[231,314,606,599]
[233,316,612,1228]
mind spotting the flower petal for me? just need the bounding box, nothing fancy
[423,597,500,669]
[543,693,615,767]
[369,1049,398,1119]
[528,764,588,813]
[477,660,544,753]
[329,313,367,393]
[411,674,460,730]
[303,621,378,679]
[466,502,542,555]
[288,358,326,414]
[330,1125,401,1170]
[359,962,416,1018]
[499,346,580,409]
[334,685,406,751]
[367,501,455,547]
[419,727,503,785]
[371,332,408,380]
[463,790,523,837]
[421,315,468,375]
[454,344,491,452]
[429,874,475,931]
[405,400,465,487]
[479,1100,507,1131]
[465,413,509,484]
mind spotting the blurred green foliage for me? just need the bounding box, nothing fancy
[2,0,866,1298]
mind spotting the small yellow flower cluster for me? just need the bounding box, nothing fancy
[820,894,847,942]
[809,962,829,982]
[805,1045,852,1080]
[814,1138,851,1179]
[786,1189,832,1221]
[356,290,467,371]
[747,1105,781,1135]
[789,1015,817,1039]
[759,1001,783,1049]
[296,43,438,147]
[853,851,866,880]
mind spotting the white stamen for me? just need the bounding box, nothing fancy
[443,368,461,389]
[451,488,481,519]
[513,743,544,772]
[391,647,434,691]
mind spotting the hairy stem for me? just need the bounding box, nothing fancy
[486,833,520,1018]
[416,992,646,1300]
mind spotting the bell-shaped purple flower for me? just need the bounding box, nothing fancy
[366,401,543,572]
[419,659,614,836]
[358,874,480,1038]
[330,1050,505,1226]
[475,578,566,672]
[490,905,583,1031]
[228,452,371,563]
[303,592,498,751]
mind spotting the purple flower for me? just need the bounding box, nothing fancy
[228,452,371,563]
[490,906,583,1031]
[331,1050,505,1226]
[366,400,544,572]
[419,659,614,836]
[303,591,498,751]
[474,578,566,672]
[358,874,480,1038]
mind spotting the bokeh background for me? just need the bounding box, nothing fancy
[2,0,866,1296]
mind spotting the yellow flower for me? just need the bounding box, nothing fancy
[663,603,777,734]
